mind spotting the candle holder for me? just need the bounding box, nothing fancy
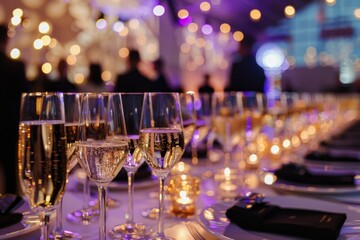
[168,174,200,218]
[214,167,241,200]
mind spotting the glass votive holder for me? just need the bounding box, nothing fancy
[168,174,200,218]
[214,167,241,200]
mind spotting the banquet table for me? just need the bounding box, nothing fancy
[3,154,360,240]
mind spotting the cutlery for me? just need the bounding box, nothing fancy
[186,222,205,240]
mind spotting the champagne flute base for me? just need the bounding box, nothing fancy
[141,207,172,219]
[66,208,99,224]
[110,222,152,239]
[50,230,82,240]
[89,197,120,208]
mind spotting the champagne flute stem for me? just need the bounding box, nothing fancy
[84,177,90,209]
[98,186,107,240]
[41,211,51,240]
[224,151,231,169]
[54,199,63,235]
[191,143,198,165]
[157,177,166,238]
[126,171,135,223]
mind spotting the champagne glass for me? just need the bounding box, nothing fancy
[211,91,245,170]
[110,92,151,239]
[52,92,82,239]
[139,92,185,240]
[18,92,68,240]
[191,92,212,165]
[141,91,196,220]
[240,92,265,168]
[77,92,129,240]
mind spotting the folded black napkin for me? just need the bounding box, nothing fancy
[0,194,24,228]
[0,213,23,229]
[274,163,355,186]
[226,201,346,240]
[305,151,360,163]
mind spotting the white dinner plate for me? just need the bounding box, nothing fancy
[259,168,360,195]
[197,195,360,240]
[71,168,158,190]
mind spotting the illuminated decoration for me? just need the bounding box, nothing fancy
[250,9,261,22]
[256,43,285,71]
[284,5,295,18]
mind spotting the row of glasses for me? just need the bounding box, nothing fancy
[18,91,187,240]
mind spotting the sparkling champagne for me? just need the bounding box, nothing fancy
[139,128,185,178]
[124,134,144,171]
[213,115,247,150]
[65,123,81,170]
[183,119,196,145]
[77,141,128,187]
[18,120,68,211]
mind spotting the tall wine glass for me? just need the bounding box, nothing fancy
[110,92,151,239]
[52,92,82,239]
[191,92,212,165]
[240,92,265,168]
[212,91,245,170]
[18,92,68,240]
[141,91,196,220]
[77,92,129,240]
[139,92,185,240]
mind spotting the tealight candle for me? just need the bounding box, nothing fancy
[168,174,200,218]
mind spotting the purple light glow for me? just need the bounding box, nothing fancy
[178,16,192,26]
[201,24,213,35]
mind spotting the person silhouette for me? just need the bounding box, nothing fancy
[114,49,155,92]
[0,24,28,194]
[79,63,109,92]
[226,35,266,93]
[49,58,78,92]
[152,57,172,92]
[198,73,215,93]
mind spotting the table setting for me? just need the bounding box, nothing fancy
[2,91,360,240]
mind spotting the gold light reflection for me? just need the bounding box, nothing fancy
[70,44,81,55]
[119,27,129,37]
[263,172,277,185]
[13,8,24,17]
[284,5,295,18]
[67,55,77,65]
[354,8,360,19]
[118,48,129,58]
[41,35,51,46]
[101,71,112,81]
[178,9,189,19]
[200,2,211,12]
[180,43,190,53]
[11,16,21,26]
[10,48,21,59]
[128,19,140,29]
[74,73,84,84]
[220,23,231,33]
[41,63,52,74]
[188,23,198,32]
[38,21,51,34]
[233,31,244,42]
[325,0,336,6]
[33,39,43,50]
[250,9,261,22]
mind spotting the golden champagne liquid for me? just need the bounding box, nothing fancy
[18,121,68,211]
[139,128,185,178]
